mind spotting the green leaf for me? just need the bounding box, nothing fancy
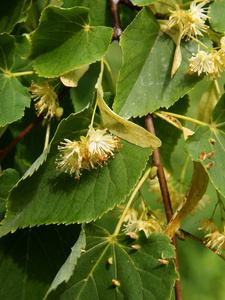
[153,0,182,14]
[0,224,81,300]
[30,6,113,78]
[0,125,7,138]
[62,0,112,27]
[0,0,32,33]
[113,7,200,119]
[0,107,152,237]
[186,93,225,197]
[46,230,86,295]
[0,34,30,127]
[209,0,225,33]
[130,0,157,5]
[96,68,161,148]
[0,169,19,202]
[0,169,19,220]
[13,35,33,73]
[0,77,31,127]
[46,223,178,300]
[154,95,189,173]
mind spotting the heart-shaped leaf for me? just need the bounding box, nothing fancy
[113,7,201,119]
[30,6,113,78]
[46,223,178,300]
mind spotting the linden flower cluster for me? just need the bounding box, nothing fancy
[198,219,225,254]
[56,127,120,178]
[188,37,225,78]
[122,205,166,238]
[28,81,63,120]
[168,0,210,38]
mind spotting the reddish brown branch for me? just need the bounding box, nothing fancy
[145,114,173,221]
[181,229,225,261]
[145,114,182,300]
[109,0,123,41]
[0,116,43,162]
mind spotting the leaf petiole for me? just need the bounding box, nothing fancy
[155,110,208,127]
[11,71,35,77]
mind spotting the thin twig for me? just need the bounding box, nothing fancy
[145,114,182,300]
[180,229,225,261]
[109,0,123,41]
[0,115,43,162]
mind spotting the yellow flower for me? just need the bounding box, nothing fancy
[198,218,218,232]
[123,217,164,238]
[168,5,189,30]
[211,51,224,76]
[56,126,121,178]
[28,81,60,119]
[168,1,210,38]
[189,50,214,76]
[123,207,166,238]
[189,0,210,22]
[57,139,84,178]
[184,16,208,37]
[204,228,225,254]
[116,205,138,223]
[87,127,120,161]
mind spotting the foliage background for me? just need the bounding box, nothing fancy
[1,0,225,299]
